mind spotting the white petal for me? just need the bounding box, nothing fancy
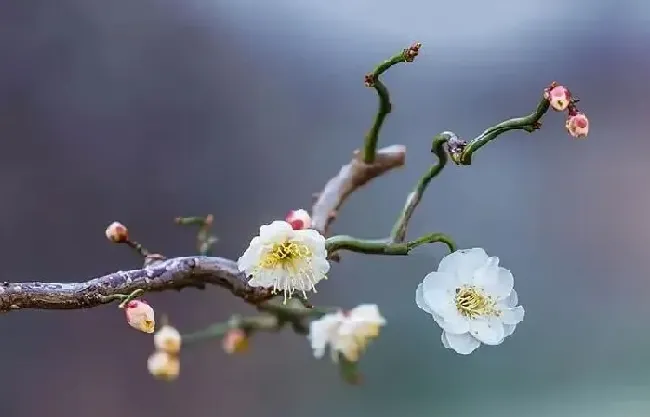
[421,271,458,293]
[415,283,433,314]
[500,305,525,325]
[438,248,489,280]
[494,267,515,299]
[469,318,505,345]
[422,288,454,317]
[503,323,517,337]
[439,310,471,335]
[259,221,293,241]
[441,332,451,349]
[443,331,481,355]
[504,289,519,307]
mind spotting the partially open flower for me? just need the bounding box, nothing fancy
[223,328,249,354]
[154,325,182,354]
[545,85,571,112]
[309,304,386,363]
[147,351,180,381]
[105,221,129,243]
[285,209,312,230]
[124,300,155,334]
[566,112,589,139]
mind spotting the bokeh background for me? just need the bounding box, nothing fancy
[0,0,648,416]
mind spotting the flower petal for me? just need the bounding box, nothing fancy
[415,283,433,314]
[469,318,505,345]
[422,288,454,318]
[439,310,470,335]
[504,289,519,307]
[443,331,481,355]
[503,323,517,337]
[500,305,525,325]
[472,258,514,299]
[441,332,451,349]
[421,271,458,293]
[438,248,489,283]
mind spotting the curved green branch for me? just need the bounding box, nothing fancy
[389,133,453,242]
[325,232,455,256]
[363,42,421,164]
[459,95,550,165]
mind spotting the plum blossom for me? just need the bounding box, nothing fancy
[237,220,330,302]
[416,248,524,355]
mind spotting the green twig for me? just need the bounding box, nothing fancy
[389,133,454,242]
[363,42,421,164]
[458,94,550,165]
[175,215,219,256]
[325,232,455,256]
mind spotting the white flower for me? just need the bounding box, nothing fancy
[124,300,155,334]
[154,325,182,354]
[416,248,525,355]
[309,304,386,362]
[237,220,330,301]
[147,351,180,381]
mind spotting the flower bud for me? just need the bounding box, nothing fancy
[105,221,129,243]
[222,328,249,354]
[124,300,155,333]
[565,112,589,139]
[154,325,182,354]
[546,85,571,112]
[285,209,312,230]
[147,351,180,381]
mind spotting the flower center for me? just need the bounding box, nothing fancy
[259,241,312,270]
[454,286,499,319]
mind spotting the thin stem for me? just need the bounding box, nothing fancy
[390,133,452,242]
[326,233,455,256]
[459,95,550,165]
[363,42,421,164]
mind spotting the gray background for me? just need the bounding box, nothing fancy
[0,0,648,416]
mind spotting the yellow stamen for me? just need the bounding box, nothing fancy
[454,286,500,319]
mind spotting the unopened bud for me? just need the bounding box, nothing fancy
[105,221,129,243]
[222,328,249,354]
[154,325,182,354]
[565,112,589,139]
[545,85,572,112]
[285,209,312,230]
[147,351,180,381]
[124,300,155,334]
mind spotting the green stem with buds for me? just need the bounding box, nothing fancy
[363,43,421,164]
[459,95,550,165]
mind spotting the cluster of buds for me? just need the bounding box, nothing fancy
[285,209,312,230]
[544,82,589,139]
[403,41,422,62]
[148,324,182,381]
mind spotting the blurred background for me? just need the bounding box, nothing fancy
[0,0,648,416]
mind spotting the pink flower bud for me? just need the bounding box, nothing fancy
[565,112,589,139]
[285,209,312,230]
[222,328,249,354]
[546,85,571,112]
[105,221,129,243]
[124,300,155,333]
